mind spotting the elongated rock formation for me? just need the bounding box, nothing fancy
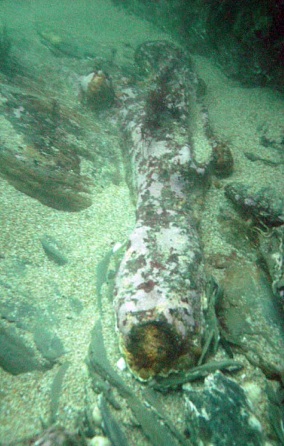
[114,41,211,380]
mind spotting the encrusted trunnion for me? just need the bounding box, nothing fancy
[114,41,211,380]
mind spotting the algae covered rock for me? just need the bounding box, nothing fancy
[0,276,66,374]
[184,371,265,446]
[259,226,284,307]
[80,70,115,111]
[23,426,87,446]
[225,182,284,226]
[0,324,44,375]
[40,234,69,266]
[218,261,284,380]
[0,86,93,212]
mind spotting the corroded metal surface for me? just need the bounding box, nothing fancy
[114,41,211,380]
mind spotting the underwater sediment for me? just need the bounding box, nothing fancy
[114,41,211,380]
